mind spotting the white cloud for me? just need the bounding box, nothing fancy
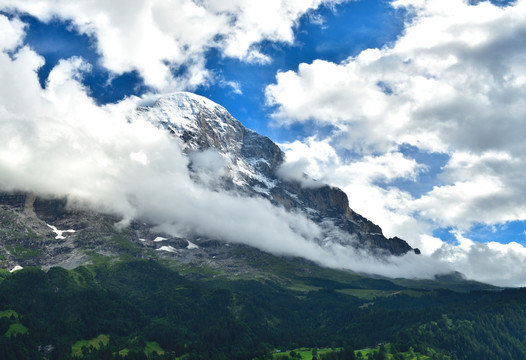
[265,0,526,285]
[276,158,325,188]
[268,0,526,153]
[279,137,429,245]
[187,148,230,187]
[266,3,526,222]
[0,14,25,50]
[429,231,526,287]
[278,136,340,182]
[218,78,243,95]
[331,152,430,243]
[334,152,423,184]
[0,0,347,90]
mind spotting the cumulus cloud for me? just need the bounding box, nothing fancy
[266,0,526,285]
[0,14,25,50]
[413,151,526,228]
[276,137,339,187]
[431,231,526,287]
[267,0,526,157]
[279,138,428,244]
[0,0,347,90]
[279,137,340,180]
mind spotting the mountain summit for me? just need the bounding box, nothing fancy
[138,92,418,255]
[0,92,417,272]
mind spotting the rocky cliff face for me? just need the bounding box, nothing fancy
[137,92,416,256]
[0,92,418,272]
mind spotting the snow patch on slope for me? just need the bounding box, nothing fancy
[9,265,23,273]
[47,224,76,239]
[187,240,199,249]
[156,245,178,253]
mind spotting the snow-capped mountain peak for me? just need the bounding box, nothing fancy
[136,92,280,194]
[142,92,245,153]
[135,92,417,256]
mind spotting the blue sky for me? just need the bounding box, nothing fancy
[2,0,526,286]
[16,1,407,136]
[195,0,408,136]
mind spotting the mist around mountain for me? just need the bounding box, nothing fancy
[1,90,473,284]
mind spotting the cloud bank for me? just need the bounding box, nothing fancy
[266,0,526,286]
[267,1,526,229]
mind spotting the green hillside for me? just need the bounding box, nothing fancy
[0,256,524,359]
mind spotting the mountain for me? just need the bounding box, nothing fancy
[138,92,418,254]
[0,92,417,273]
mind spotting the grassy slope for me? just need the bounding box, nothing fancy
[0,252,519,359]
[5,323,28,337]
[71,334,110,357]
[0,309,18,319]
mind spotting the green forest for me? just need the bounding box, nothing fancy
[0,258,525,360]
